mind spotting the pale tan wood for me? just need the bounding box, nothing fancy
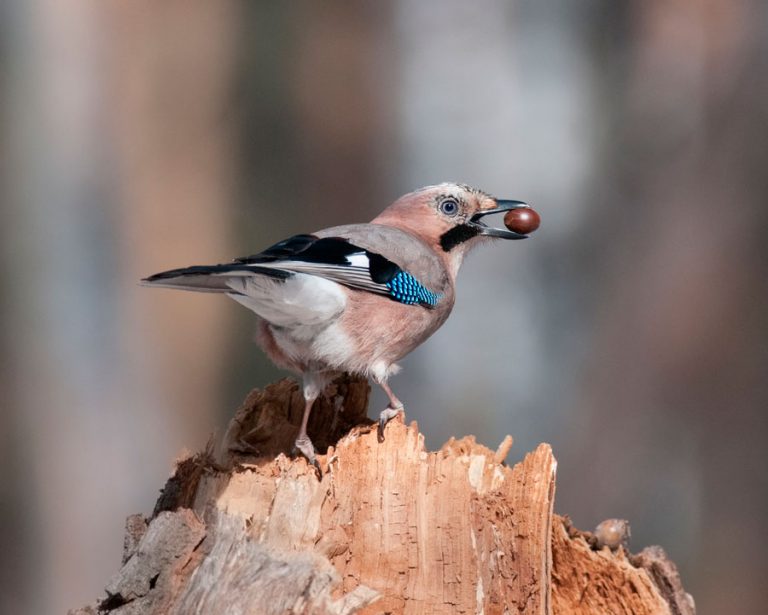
[552,517,668,615]
[73,376,693,615]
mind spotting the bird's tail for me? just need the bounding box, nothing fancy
[140,263,290,293]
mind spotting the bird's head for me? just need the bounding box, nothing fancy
[372,183,531,277]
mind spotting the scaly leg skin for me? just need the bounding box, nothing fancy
[377,379,405,442]
[293,397,320,472]
[292,372,330,473]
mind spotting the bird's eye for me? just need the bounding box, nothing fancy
[440,199,459,216]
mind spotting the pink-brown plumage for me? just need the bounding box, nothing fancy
[143,182,534,467]
[336,285,455,377]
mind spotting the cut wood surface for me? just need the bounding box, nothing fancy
[71,375,694,615]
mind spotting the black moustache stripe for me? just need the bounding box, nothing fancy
[439,224,480,252]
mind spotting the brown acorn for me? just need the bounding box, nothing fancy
[504,207,540,235]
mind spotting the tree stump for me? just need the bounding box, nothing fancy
[71,375,694,615]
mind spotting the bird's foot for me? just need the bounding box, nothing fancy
[292,436,321,474]
[377,403,405,442]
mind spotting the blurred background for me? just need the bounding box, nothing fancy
[1,1,767,613]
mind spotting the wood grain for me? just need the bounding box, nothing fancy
[72,375,693,615]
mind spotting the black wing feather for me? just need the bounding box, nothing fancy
[236,235,394,273]
[145,234,438,307]
[144,263,293,283]
[234,234,318,263]
[232,235,408,298]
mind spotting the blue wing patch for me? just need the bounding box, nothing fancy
[386,271,443,307]
[232,235,444,308]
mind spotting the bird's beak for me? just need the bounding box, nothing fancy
[468,199,529,239]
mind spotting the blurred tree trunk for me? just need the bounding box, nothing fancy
[106,0,238,456]
[569,1,768,611]
[72,377,693,615]
[0,2,238,612]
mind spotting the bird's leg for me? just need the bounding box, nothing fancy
[293,372,329,472]
[294,396,319,470]
[376,379,404,442]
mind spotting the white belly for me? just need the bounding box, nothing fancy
[271,321,357,372]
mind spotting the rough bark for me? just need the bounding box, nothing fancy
[71,375,693,615]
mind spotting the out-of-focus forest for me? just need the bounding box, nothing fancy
[1,1,767,613]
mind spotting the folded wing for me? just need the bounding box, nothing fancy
[142,234,443,323]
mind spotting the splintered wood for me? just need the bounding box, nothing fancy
[196,385,555,614]
[79,376,693,615]
[550,517,695,615]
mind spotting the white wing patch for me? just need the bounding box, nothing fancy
[225,273,347,328]
[346,253,370,268]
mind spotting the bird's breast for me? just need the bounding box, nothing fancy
[257,286,454,377]
[337,289,454,368]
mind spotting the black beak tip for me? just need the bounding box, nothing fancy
[468,198,533,239]
[495,199,528,210]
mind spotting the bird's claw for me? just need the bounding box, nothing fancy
[293,436,321,474]
[377,404,404,442]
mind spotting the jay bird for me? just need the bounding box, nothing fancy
[143,183,531,467]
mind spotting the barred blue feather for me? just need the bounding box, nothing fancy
[385,271,443,307]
